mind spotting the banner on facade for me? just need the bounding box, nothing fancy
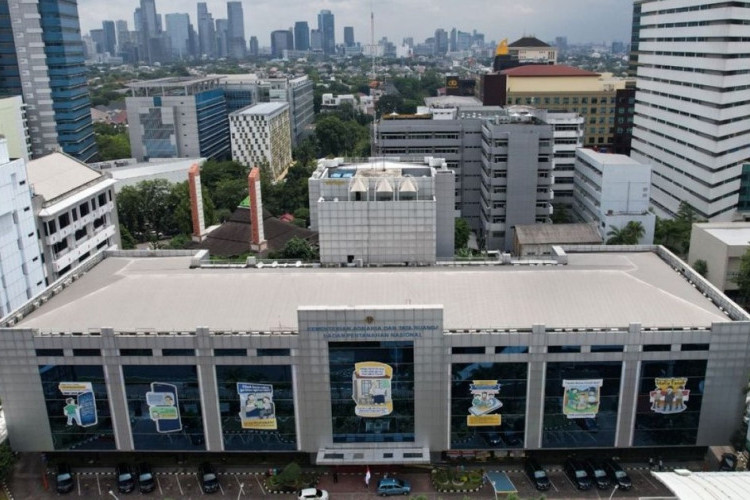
[58,382,97,428]
[353,362,393,417]
[467,380,502,426]
[146,382,182,433]
[562,379,602,419]
[238,383,277,430]
[649,377,689,414]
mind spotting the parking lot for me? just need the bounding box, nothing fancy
[69,472,268,498]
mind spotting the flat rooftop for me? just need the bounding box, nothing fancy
[235,102,288,116]
[578,148,648,166]
[17,252,730,332]
[324,163,433,179]
[698,223,750,247]
[27,153,103,202]
[126,76,225,89]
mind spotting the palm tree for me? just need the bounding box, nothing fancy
[606,221,645,245]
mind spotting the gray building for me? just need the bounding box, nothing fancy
[226,1,245,59]
[294,22,310,51]
[271,30,293,59]
[197,2,215,58]
[308,157,455,265]
[344,26,354,47]
[165,13,190,59]
[317,9,335,54]
[102,20,117,55]
[0,246,747,463]
[378,105,573,251]
[125,77,229,161]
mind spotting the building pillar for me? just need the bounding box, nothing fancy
[248,167,267,251]
[101,327,134,450]
[195,327,223,451]
[615,323,642,447]
[526,324,547,449]
[188,164,207,241]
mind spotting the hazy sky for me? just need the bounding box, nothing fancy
[78,0,632,47]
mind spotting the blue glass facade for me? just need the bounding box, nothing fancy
[0,1,20,96]
[38,364,116,450]
[141,105,177,159]
[329,341,415,443]
[216,365,297,451]
[224,87,254,114]
[195,88,230,160]
[451,362,527,449]
[39,0,97,162]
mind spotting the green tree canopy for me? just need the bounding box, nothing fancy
[455,218,471,249]
[606,220,645,245]
[732,249,750,305]
[280,237,318,261]
[654,201,704,257]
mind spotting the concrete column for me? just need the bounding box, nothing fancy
[526,324,547,449]
[101,328,134,450]
[195,327,223,451]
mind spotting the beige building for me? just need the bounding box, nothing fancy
[688,222,750,295]
[502,65,632,149]
[508,36,557,64]
[229,102,292,180]
[0,96,31,162]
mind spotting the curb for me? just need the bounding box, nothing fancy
[1,480,14,500]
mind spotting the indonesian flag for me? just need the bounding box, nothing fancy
[365,466,371,485]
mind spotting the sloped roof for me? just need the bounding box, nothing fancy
[501,65,600,77]
[509,36,551,48]
[515,223,602,246]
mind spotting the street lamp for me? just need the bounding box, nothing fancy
[608,484,619,500]
[108,490,119,500]
[237,482,245,500]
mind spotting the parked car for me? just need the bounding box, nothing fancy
[602,459,632,490]
[137,463,155,493]
[116,463,135,494]
[524,458,550,491]
[376,477,411,496]
[719,453,737,471]
[564,459,592,490]
[298,487,329,499]
[198,463,220,494]
[483,430,504,447]
[55,463,74,494]
[583,459,611,490]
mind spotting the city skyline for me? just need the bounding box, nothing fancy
[77,0,632,48]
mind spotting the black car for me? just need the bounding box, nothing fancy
[524,458,550,491]
[483,430,504,447]
[603,459,632,490]
[198,462,219,494]
[137,463,155,493]
[116,463,135,494]
[564,458,592,490]
[55,464,74,494]
[719,453,737,471]
[583,459,611,490]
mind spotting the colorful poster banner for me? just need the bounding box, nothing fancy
[562,379,603,419]
[649,377,690,414]
[238,383,277,430]
[146,382,182,433]
[467,380,502,427]
[58,382,97,428]
[352,362,393,417]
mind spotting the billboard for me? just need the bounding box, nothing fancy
[562,379,602,419]
[58,382,98,428]
[649,377,690,414]
[238,383,277,430]
[146,382,182,433]
[352,362,393,417]
[467,380,502,426]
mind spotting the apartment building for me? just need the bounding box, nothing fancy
[573,148,655,244]
[230,103,292,180]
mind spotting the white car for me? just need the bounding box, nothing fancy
[298,487,329,500]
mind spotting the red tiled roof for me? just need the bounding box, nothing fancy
[501,65,600,77]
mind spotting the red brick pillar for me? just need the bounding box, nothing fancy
[248,167,267,251]
[188,164,206,242]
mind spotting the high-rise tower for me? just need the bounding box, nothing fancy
[317,9,335,55]
[0,0,97,161]
[226,1,245,59]
[630,0,750,220]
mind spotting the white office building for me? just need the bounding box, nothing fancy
[688,222,750,294]
[630,0,750,221]
[0,96,31,162]
[0,137,45,318]
[27,153,120,281]
[309,157,455,265]
[573,148,655,244]
[230,103,292,180]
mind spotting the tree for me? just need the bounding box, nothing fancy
[551,204,572,224]
[375,94,403,116]
[212,178,247,212]
[654,201,703,257]
[455,218,471,249]
[120,227,136,249]
[606,220,645,245]
[0,442,15,483]
[280,237,318,261]
[693,259,708,278]
[732,248,750,305]
[315,115,356,157]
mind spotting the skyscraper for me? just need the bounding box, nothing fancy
[310,29,322,52]
[248,36,258,57]
[434,28,448,55]
[102,20,116,55]
[0,0,97,161]
[197,2,215,58]
[271,30,293,59]
[116,20,129,53]
[137,0,162,64]
[226,1,245,59]
[630,0,750,220]
[344,26,354,47]
[294,21,309,51]
[215,18,228,58]
[317,9,335,54]
[165,13,190,59]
